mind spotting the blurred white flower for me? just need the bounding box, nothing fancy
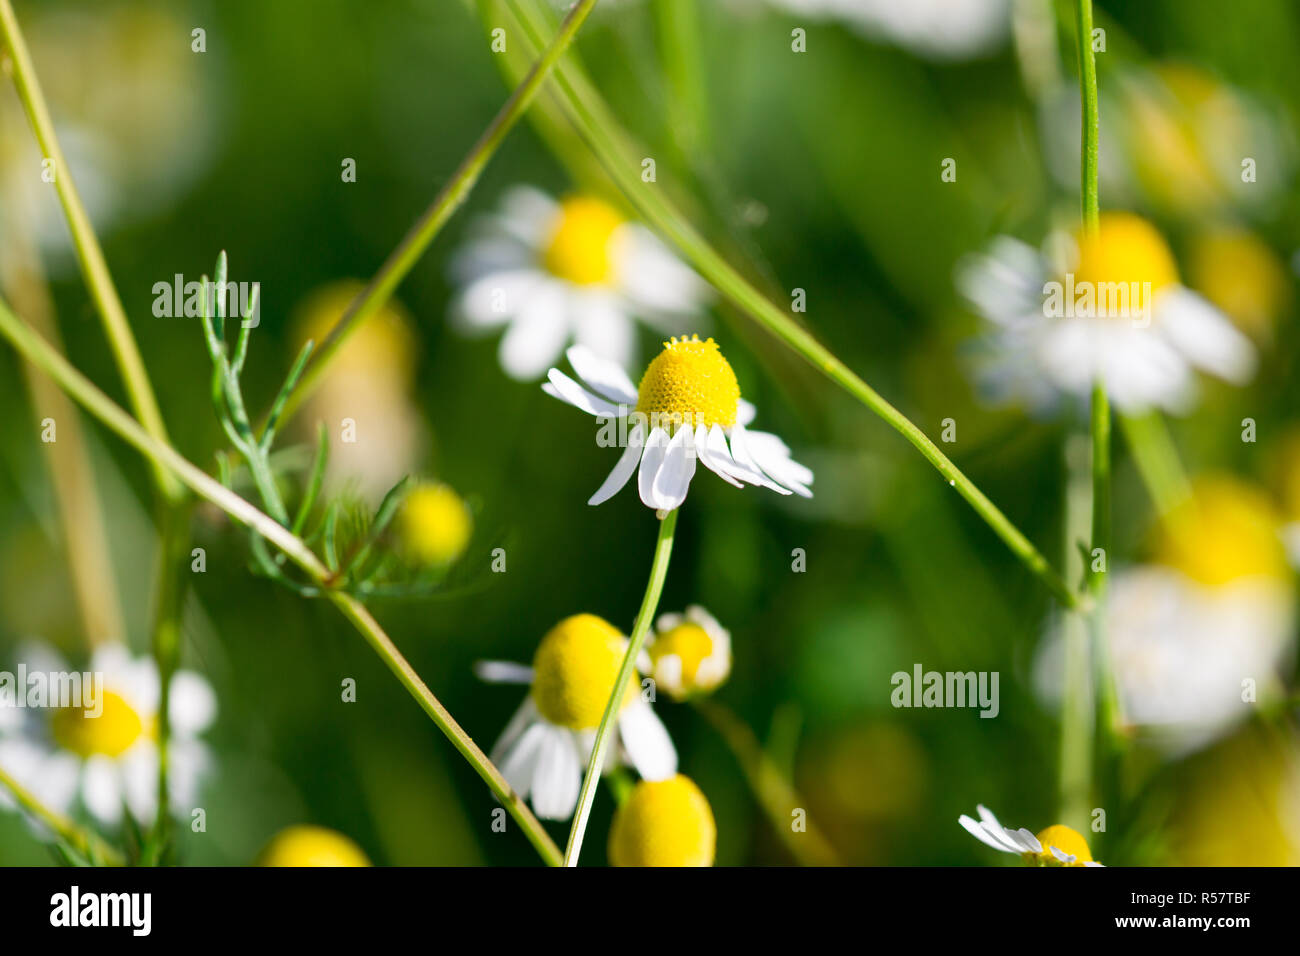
[450,187,709,380]
[0,644,215,827]
[765,0,1011,60]
[957,212,1255,414]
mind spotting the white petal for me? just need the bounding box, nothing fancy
[496,185,561,245]
[489,696,541,767]
[498,721,548,801]
[81,756,124,824]
[613,224,709,316]
[728,425,793,494]
[474,661,536,685]
[566,343,638,405]
[637,428,671,509]
[652,426,698,511]
[744,429,813,497]
[499,283,570,381]
[589,422,646,506]
[545,367,623,418]
[168,671,217,736]
[737,399,757,426]
[617,701,677,780]
[695,424,744,488]
[530,728,581,820]
[451,268,538,331]
[959,814,1015,853]
[1157,287,1257,384]
[120,743,159,824]
[571,298,638,377]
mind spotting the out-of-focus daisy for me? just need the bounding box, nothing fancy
[394,482,473,567]
[958,211,1256,414]
[641,605,731,700]
[544,338,813,511]
[1036,476,1295,752]
[476,614,677,821]
[258,825,371,867]
[764,0,1010,61]
[608,773,716,867]
[1188,226,1291,343]
[450,187,709,380]
[0,644,215,826]
[959,805,1103,866]
[292,281,426,502]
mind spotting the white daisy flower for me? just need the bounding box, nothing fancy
[450,187,709,380]
[764,0,1011,61]
[0,644,215,827]
[544,337,813,511]
[475,614,677,821]
[1036,477,1295,753]
[957,212,1256,414]
[959,805,1104,866]
[640,605,732,701]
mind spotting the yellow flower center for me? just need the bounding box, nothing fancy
[608,774,716,867]
[636,336,741,431]
[650,623,714,688]
[258,825,371,867]
[1070,212,1179,320]
[542,196,624,285]
[396,483,473,566]
[530,614,637,730]
[1154,477,1289,587]
[1189,228,1288,339]
[50,690,147,759]
[1026,824,1094,866]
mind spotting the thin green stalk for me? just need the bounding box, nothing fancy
[0,764,124,866]
[0,296,564,867]
[564,508,678,866]
[1118,411,1192,517]
[498,0,1079,610]
[278,0,602,427]
[1057,435,1093,833]
[692,698,840,867]
[0,0,180,503]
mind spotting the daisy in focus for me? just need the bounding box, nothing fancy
[475,614,677,821]
[957,211,1256,414]
[1035,476,1295,752]
[544,338,813,511]
[640,605,731,701]
[608,773,716,867]
[959,805,1103,867]
[0,644,215,827]
[450,186,709,380]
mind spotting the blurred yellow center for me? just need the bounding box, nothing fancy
[636,336,741,430]
[531,614,637,730]
[1189,228,1288,339]
[258,825,371,867]
[649,623,713,686]
[608,774,716,867]
[397,483,472,566]
[1155,477,1289,587]
[51,691,145,758]
[1028,824,1093,866]
[542,196,623,285]
[1071,212,1179,319]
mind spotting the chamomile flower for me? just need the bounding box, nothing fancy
[544,338,813,511]
[476,614,677,821]
[641,605,731,701]
[0,644,214,826]
[450,187,709,380]
[395,482,473,567]
[959,805,1103,866]
[608,773,716,867]
[1036,476,1295,752]
[258,825,371,867]
[957,212,1256,414]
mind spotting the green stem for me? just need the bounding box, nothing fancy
[563,508,678,867]
[693,698,840,867]
[0,764,124,865]
[278,0,602,427]
[497,0,1079,610]
[1057,435,1093,833]
[0,295,564,867]
[0,0,181,503]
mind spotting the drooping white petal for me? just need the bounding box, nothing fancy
[589,422,646,506]
[728,425,793,495]
[489,697,542,768]
[498,282,570,381]
[566,343,638,406]
[744,429,814,497]
[497,721,548,802]
[545,368,624,418]
[617,700,677,781]
[652,426,698,511]
[694,424,744,488]
[474,661,537,685]
[530,727,582,820]
[637,428,671,509]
